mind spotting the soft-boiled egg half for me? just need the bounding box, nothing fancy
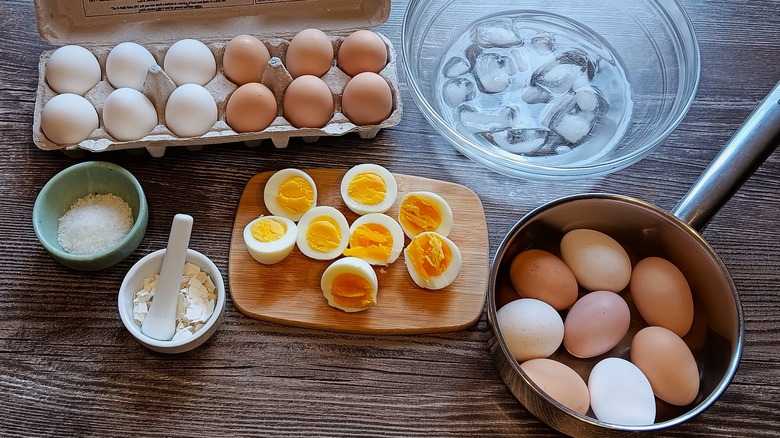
[343,213,404,265]
[321,257,378,312]
[243,215,297,264]
[397,191,453,239]
[340,163,398,215]
[263,168,317,221]
[296,206,350,260]
[404,231,462,290]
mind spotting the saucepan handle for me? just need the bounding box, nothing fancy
[673,80,780,231]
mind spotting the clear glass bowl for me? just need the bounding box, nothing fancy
[401,0,700,180]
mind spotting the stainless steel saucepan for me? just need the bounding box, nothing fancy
[487,80,780,436]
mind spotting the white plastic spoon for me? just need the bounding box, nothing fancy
[141,213,194,341]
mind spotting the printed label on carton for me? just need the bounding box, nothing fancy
[83,0,297,17]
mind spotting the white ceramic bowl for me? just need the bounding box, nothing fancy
[118,248,226,354]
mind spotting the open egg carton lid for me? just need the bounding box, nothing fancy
[31,0,401,157]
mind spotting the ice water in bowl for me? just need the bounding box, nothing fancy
[435,11,633,167]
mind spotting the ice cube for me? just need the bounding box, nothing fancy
[575,86,600,112]
[530,32,556,55]
[531,49,597,94]
[509,48,529,72]
[442,78,475,108]
[481,128,549,154]
[555,145,572,155]
[472,18,523,48]
[521,86,552,104]
[539,92,576,127]
[473,52,517,93]
[465,44,483,65]
[443,56,470,78]
[458,105,517,133]
[553,113,593,144]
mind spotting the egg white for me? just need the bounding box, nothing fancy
[397,191,454,239]
[343,213,404,265]
[296,206,350,260]
[263,168,317,221]
[340,163,398,215]
[243,215,297,265]
[320,256,378,312]
[403,231,462,290]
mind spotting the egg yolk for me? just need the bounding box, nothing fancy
[250,217,286,243]
[343,223,392,261]
[399,195,441,235]
[306,215,342,252]
[406,233,451,281]
[277,176,314,215]
[347,172,386,206]
[330,272,375,309]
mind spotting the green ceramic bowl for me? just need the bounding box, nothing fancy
[33,161,149,271]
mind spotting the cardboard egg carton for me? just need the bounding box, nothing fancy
[31,0,401,157]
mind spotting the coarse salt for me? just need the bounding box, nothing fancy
[57,193,134,255]
[132,262,218,340]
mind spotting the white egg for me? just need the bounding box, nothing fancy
[243,216,297,265]
[40,93,99,145]
[403,231,462,290]
[164,39,216,86]
[45,45,101,95]
[321,256,378,312]
[397,191,454,239]
[339,163,398,215]
[105,42,158,91]
[263,169,318,221]
[165,83,217,137]
[103,88,158,141]
[496,298,564,362]
[588,357,656,426]
[343,213,404,265]
[296,206,350,260]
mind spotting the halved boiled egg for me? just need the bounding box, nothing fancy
[403,231,462,290]
[263,168,317,221]
[397,191,453,238]
[340,163,398,215]
[321,257,378,312]
[243,215,297,264]
[343,213,404,265]
[296,206,350,260]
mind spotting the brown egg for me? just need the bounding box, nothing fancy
[520,358,590,415]
[630,257,694,337]
[283,75,334,128]
[509,249,578,310]
[337,30,388,76]
[630,326,700,406]
[285,28,334,78]
[223,35,271,86]
[563,290,630,358]
[341,72,393,126]
[560,229,632,292]
[226,83,278,133]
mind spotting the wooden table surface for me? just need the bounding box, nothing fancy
[2,0,779,436]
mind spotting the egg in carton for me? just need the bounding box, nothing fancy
[32,33,403,157]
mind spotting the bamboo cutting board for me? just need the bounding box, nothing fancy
[228,168,489,334]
